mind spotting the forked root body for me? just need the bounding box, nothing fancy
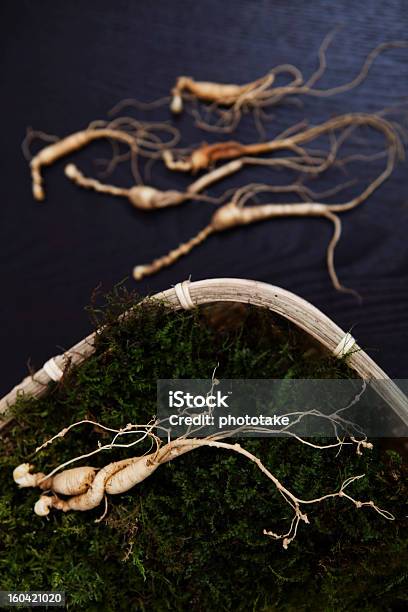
[15,443,196,515]
[14,435,394,549]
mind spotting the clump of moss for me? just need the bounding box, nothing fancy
[0,288,406,611]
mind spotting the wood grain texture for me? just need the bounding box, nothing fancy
[0,0,407,395]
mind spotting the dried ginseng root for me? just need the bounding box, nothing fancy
[169,35,408,132]
[133,113,402,297]
[162,113,400,173]
[14,416,392,549]
[66,113,399,213]
[25,119,180,201]
[63,163,223,209]
[170,64,303,128]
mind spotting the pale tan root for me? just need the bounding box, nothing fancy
[104,442,194,494]
[173,439,394,548]
[104,456,158,495]
[60,456,154,510]
[170,65,302,130]
[135,113,401,290]
[210,203,352,295]
[163,142,249,172]
[13,463,49,489]
[132,191,378,289]
[129,202,343,285]
[30,128,137,201]
[186,159,244,193]
[26,437,393,548]
[65,163,187,210]
[64,163,224,209]
[163,113,400,173]
[13,463,96,495]
[170,72,278,114]
[133,225,214,280]
[171,38,408,132]
[36,458,136,515]
[30,444,197,514]
[48,466,97,495]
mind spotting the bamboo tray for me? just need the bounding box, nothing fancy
[1,278,407,427]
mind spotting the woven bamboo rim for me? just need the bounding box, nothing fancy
[1,278,407,427]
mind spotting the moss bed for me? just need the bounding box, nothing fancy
[0,288,407,611]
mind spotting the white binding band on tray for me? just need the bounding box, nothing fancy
[43,357,65,382]
[333,333,356,358]
[174,280,195,310]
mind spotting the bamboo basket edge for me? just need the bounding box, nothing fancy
[1,278,407,427]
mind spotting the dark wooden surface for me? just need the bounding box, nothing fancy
[1,0,408,396]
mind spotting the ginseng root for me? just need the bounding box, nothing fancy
[64,163,223,209]
[133,199,352,293]
[13,463,97,497]
[170,36,408,132]
[133,112,401,295]
[170,64,302,118]
[163,113,401,173]
[28,120,180,201]
[30,128,138,201]
[14,435,393,549]
[66,114,399,217]
[64,164,187,209]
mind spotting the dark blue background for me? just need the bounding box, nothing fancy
[1,0,408,396]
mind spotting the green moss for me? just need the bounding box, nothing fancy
[0,288,406,611]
